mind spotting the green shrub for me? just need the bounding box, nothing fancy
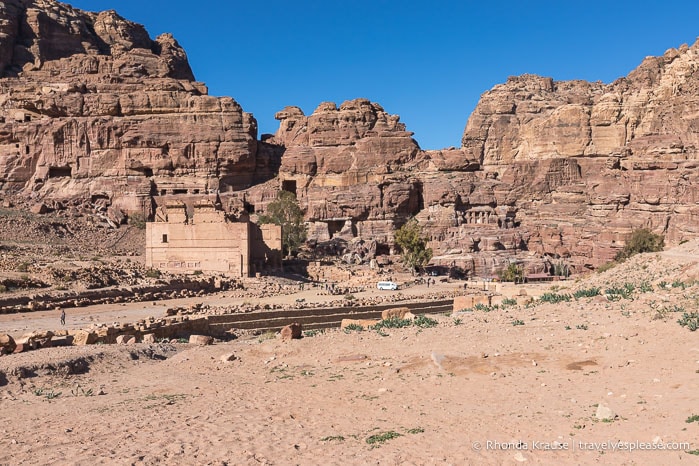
[499,263,524,283]
[145,268,161,279]
[511,319,525,326]
[501,298,518,307]
[678,312,699,331]
[638,282,653,293]
[473,303,493,312]
[343,323,364,333]
[605,284,635,301]
[539,292,572,304]
[615,228,664,261]
[551,259,570,277]
[366,431,402,445]
[371,317,413,330]
[573,287,600,299]
[129,212,147,230]
[413,315,438,328]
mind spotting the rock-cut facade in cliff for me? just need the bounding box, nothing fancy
[0,0,271,214]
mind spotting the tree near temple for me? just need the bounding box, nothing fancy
[394,218,433,273]
[258,190,307,258]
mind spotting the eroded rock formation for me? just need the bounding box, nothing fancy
[252,43,699,274]
[0,0,272,214]
[0,0,697,276]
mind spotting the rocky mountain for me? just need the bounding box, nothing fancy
[0,0,697,276]
[0,0,274,215]
[253,44,699,274]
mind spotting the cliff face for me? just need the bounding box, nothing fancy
[257,43,699,274]
[1,0,697,275]
[456,43,699,269]
[0,0,267,214]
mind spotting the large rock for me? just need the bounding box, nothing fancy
[189,334,213,345]
[72,330,97,346]
[279,323,302,340]
[381,307,412,320]
[0,334,16,355]
[17,331,54,349]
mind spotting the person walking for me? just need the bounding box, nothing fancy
[60,309,65,326]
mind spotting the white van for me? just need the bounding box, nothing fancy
[377,281,398,290]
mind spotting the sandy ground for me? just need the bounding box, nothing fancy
[1,246,699,465]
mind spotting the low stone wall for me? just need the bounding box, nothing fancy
[0,277,237,314]
[4,298,455,354]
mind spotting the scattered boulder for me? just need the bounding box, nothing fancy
[106,206,126,226]
[220,353,237,362]
[141,334,156,344]
[17,331,54,349]
[0,334,16,355]
[595,403,617,421]
[72,330,98,346]
[30,203,49,214]
[116,335,136,345]
[189,335,213,346]
[280,323,302,340]
[381,307,412,320]
[49,335,73,347]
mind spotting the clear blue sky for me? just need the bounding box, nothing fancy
[68,0,699,150]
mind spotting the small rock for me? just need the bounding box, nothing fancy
[220,353,237,362]
[30,203,49,214]
[595,403,616,421]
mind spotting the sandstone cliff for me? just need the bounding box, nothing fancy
[253,42,699,274]
[0,0,271,214]
[1,0,697,276]
[457,43,699,270]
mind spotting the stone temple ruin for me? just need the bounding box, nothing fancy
[145,199,282,277]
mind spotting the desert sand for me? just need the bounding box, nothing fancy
[1,244,699,465]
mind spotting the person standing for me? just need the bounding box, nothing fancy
[60,309,65,326]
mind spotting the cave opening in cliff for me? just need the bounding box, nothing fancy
[136,167,153,177]
[48,166,72,178]
[327,220,344,238]
[281,180,297,196]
